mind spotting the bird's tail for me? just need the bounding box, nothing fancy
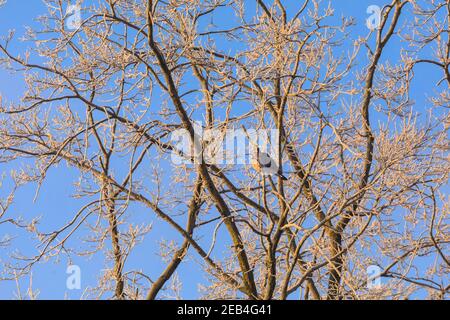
[277,172,288,181]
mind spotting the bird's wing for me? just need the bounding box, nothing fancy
[259,152,274,168]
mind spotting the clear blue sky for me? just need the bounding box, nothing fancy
[0,0,445,299]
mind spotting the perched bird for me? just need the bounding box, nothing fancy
[252,147,288,180]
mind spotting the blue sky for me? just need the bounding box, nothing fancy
[0,0,446,299]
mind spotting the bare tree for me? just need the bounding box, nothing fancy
[0,0,448,300]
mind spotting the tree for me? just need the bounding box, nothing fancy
[0,0,448,300]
